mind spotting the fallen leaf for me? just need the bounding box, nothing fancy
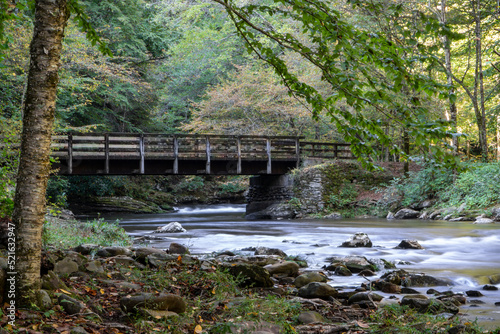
[60,288,71,294]
[194,324,203,334]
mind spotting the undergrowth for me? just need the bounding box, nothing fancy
[42,217,132,249]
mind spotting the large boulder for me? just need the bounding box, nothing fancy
[226,263,273,288]
[298,282,337,299]
[394,208,420,219]
[154,222,186,233]
[340,232,372,248]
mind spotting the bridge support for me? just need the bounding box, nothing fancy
[245,175,293,219]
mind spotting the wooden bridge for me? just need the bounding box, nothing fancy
[50,133,352,175]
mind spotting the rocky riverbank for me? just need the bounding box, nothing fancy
[2,224,500,333]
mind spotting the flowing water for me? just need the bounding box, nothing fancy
[103,204,500,328]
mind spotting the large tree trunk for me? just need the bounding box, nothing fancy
[13,0,69,305]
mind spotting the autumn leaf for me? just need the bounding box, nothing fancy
[194,324,203,334]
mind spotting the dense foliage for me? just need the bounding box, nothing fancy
[0,0,500,212]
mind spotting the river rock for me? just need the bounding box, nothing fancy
[169,243,190,255]
[324,212,342,219]
[58,294,86,315]
[133,247,167,262]
[226,263,273,288]
[298,311,325,324]
[401,295,459,314]
[294,272,328,288]
[483,285,498,291]
[154,222,186,233]
[36,290,53,311]
[395,239,424,249]
[42,270,70,291]
[85,260,104,273]
[298,282,337,299]
[73,244,100,255]
[474,217,494,224]
[489,273,500,284]
[348,292,383,305]
[120,293,186,313]
[372,281,401,294]
[326,255,375,273]
[109,255,146,269]
[394,208,420,219]
[221,255,281,266]
[340,232,372,248]
[145,253,180,268]
[70,327,89,334]
[380,269,453,287]
[264,261,299,277]
[97,246,132,258]
[54,258,79,276]
[334,265,352,276]
[466,290,483,297]
[140,309,179,319]
[255,247,287,257]
[358,269,376,277]
[492,206,500,221]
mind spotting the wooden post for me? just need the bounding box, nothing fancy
[206,136,211,174]
[139,134,145,174]
[295,137,300,168]
[334,144,338,158]
[237,137,242,174]
[104,133,109,174]
[266,138,271,174]
[173,136,179,174]
[68,133,73,174]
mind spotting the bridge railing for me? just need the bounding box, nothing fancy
[50,133,311,174]
[300,141,352,159]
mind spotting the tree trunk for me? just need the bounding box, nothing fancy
[439,0,458,153]
[473,0,488,161]
[12,0,69,305]
[403,128,410,175]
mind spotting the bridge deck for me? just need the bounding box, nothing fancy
[49,133,352,175]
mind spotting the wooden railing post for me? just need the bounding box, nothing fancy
[173,136,179,174]
[237,137,242,174]
[295,137,300,168]
[68,133,73,174]
[104,133,109,174]
[334,144,338,158]
[266,138,271,174]
[206,136,211,174]
[139,134,145,174]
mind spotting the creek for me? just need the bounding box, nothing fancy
[103,204,500,328]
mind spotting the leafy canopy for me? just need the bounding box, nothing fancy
[213,0,459,168]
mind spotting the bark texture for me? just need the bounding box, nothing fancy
[13,0,69,304]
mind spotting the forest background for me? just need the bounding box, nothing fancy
[1,0,500,212]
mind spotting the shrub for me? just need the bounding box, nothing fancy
[439,163,500,210]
